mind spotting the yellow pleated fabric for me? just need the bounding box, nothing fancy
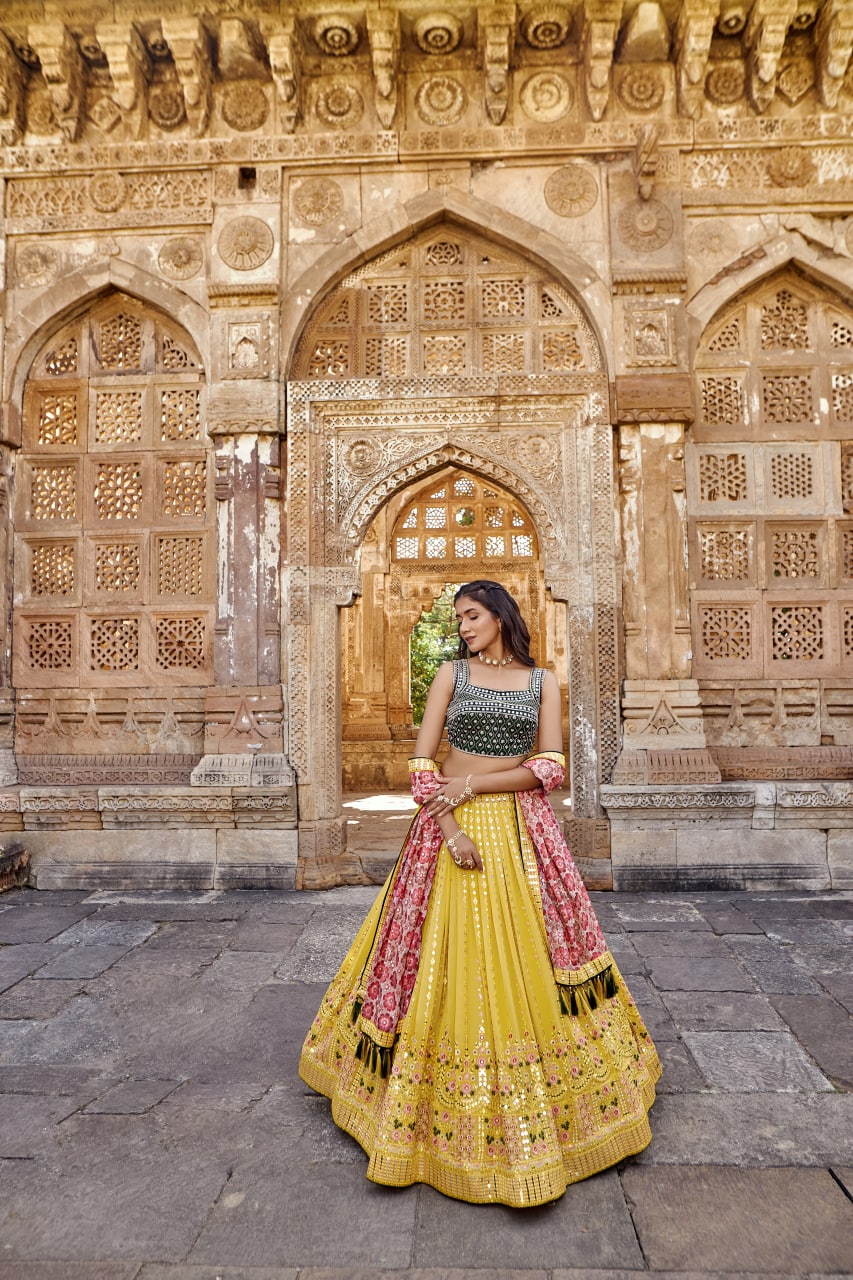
[299,794,661,1206]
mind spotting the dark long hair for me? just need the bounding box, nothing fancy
[453,580,535,667]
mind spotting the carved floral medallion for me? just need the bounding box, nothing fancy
[158,237,204,280]
[342,437,382,478]
[705,63,745,105]
[688,221,736,260]
[15,242,58,288]
[618,67,665,112]
[222,81,269,132]
[520,5,570,48]
[316,81,364,129]
[218,217,274,270]
[520,72,572,123]
[314,14,360,56]
[544,164,598,217]
[89,172,127,212]
[617,198,674,252]
[292,177,344,227]
[415,76,467,126]
[150,85,187,130]
[767,146,816,187]
[414,12,463,54]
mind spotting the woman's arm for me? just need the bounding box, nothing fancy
[413,660,454,761]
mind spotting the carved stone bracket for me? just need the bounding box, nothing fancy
[744,0,799,113]
[263,18,302,133]
[27,22,86,141]
[673,0,720,120]
[97,22,150,135]
[367,9,399,129]
[814,0,853,108]
[479,4,514,126]
[0,31,26,145]
[580,0,623,122]
[161,18,213,137]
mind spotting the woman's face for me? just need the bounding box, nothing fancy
[454,595,501,654]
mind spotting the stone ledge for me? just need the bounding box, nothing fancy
[25,827,299,891]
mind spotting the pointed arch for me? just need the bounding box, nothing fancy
[281,188,613,380]
[687,232,853,351]
[4,259,209,445]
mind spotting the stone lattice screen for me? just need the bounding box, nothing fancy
[690,273,853,680]
[293,231,601,379]
[14,294,214,688]
[392,473,537,566]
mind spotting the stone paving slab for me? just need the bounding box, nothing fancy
[621,1167,853,1273]
[632,1094,853,1166]
[0,886,850,1278]
[412,1175,644,1272]
[770,995,853,1090]
[681,1030,834,1092]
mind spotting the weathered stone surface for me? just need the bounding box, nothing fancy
[621,1167,853,1273]
[643,956,755,993]
[33,944,130,979]
[634,1092,853,1167]
[653,1038,706,1094]
[189,1161,418,1269]
[0,1091,91,1156]
[0,904,95,943]
[681,1031,833,1092]
[660,991,786,1033]
[83,1077,182,1114]
[770,995,853,1090]
[628,931,733,958]
[725,936,822,995]
[0,976,81,1018]
[412,1175,645,1271]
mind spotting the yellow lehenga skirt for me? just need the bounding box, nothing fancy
[299,793,661,1206]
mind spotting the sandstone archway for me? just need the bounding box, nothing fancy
[285,221,620,888]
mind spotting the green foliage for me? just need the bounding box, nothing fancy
[410,584,461,725]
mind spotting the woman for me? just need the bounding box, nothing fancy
[300,580,660,1206]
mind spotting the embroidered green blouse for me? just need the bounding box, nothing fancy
[445,659,544,758]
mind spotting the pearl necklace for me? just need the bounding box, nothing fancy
[478,650,513,667]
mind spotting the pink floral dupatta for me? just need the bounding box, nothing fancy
[351,753,615,1073]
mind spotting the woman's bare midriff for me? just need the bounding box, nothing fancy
[440,747,527,776]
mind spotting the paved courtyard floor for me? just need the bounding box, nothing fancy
[0,882,851,1280]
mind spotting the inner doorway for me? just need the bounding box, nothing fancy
[341,466,547,790]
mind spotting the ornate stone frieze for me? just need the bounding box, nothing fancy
[684,146,853,202]
[17,754,198,784]
[602,785,755,808]
[7,172,213,232]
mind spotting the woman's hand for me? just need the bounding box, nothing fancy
[424,774,475,819]
[445,829,483,872]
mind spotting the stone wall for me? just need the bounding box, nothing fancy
[0,1,851,890]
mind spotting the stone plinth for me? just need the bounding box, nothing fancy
[603,782,841,892]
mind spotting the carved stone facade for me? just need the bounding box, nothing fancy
[0,0,851,892]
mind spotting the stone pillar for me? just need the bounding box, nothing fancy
[0,447,16,784]
[191,416,289,781]
[613,406,720,785]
